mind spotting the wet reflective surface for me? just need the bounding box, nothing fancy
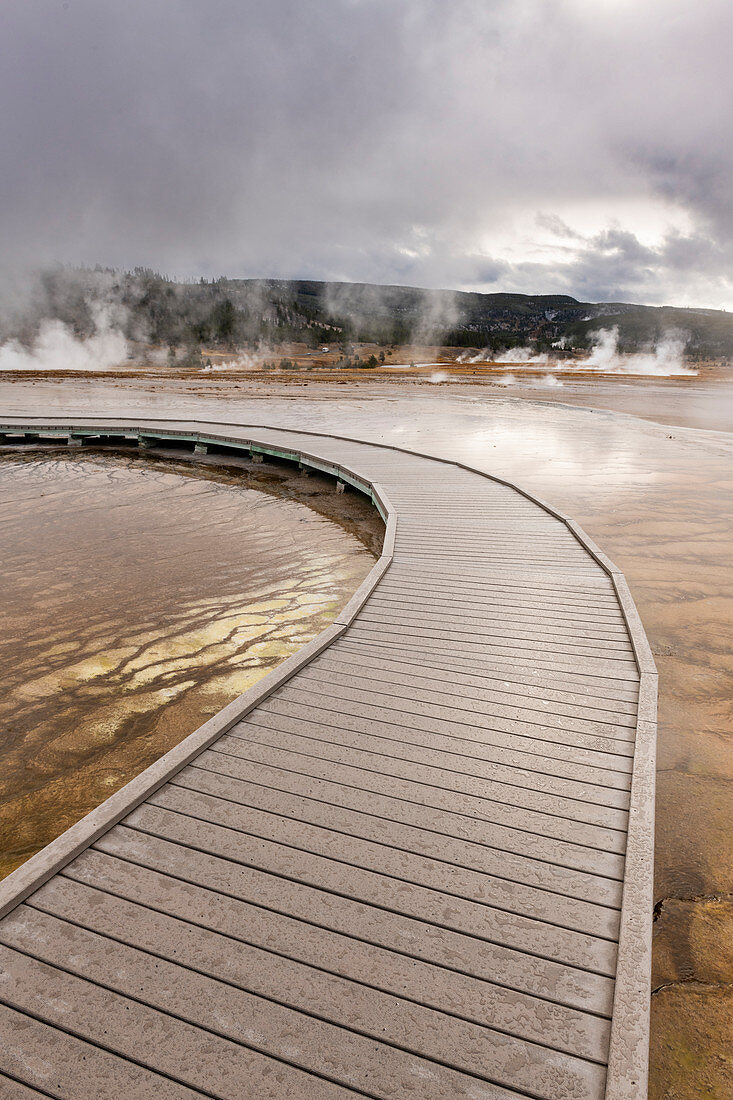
[1,374,731,1097]
[0,449,376,878]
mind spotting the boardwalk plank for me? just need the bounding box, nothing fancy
[1,905,606,1099]
[336,638,640,702]
[120,806,621,960]
[147,784,622,936]
[229,716,631,811]
[0,1075,48,1099]
[209,736,629,840]
[351,611,636,657]
[347,620,638,665]
[29,876,613,1059]
[169,768,623,906]
[311,651,638,720]
[64,850,616,1015]
[244,704,634,786]
[0,945,356,1099]
[0,1003,205,1099]
[191,751,627,877]
[296,664,638,738]
[95,824,619,975]
[370,594,630,626]
[342,630,641,682]
[2,906,542,1100]
[257,687,637,765]
[361,597,631,639]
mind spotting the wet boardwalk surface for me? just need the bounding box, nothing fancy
[0,419,656,1099]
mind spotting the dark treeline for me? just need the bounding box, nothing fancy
[2,267,339,352]
[3,267,733,358]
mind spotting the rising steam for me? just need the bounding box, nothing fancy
[0,305,128,372]
[480,328,697,377]
[572,327,697,376]
[494,347,550,365]
[205,350,262,371]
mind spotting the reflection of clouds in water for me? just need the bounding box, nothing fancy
[436,409,660,490]
[3,381,723,537]
[239,391,658,491]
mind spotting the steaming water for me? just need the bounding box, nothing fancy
[570,327,698,376]
[0,308,128,372]
[0,451,376,877]
[494,348,549,365]
[468,329,699,377]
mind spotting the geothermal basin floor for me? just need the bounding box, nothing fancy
[0,418,657,1099]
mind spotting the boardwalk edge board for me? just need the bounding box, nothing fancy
[0,416,658,1098]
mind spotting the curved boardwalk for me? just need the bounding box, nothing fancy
[0,418,657,1099]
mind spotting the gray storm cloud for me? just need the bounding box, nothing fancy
[1,0,731,307]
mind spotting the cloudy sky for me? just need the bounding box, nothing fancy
[2,0,731,307]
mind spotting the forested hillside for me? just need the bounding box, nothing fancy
[4,267,732,358]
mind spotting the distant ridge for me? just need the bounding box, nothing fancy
[4,268,732,356]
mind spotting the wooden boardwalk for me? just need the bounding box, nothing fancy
[0,418,657,1099]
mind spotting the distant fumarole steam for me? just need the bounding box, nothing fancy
[574,327,697,376]
[0,305,128,372]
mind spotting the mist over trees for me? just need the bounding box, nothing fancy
[1,266,732,359]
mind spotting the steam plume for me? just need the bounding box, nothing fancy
[495,347,550,364]
[573,327,697,376]
[0,305,128,372]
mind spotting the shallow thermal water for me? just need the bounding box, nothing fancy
[1,375,731,1097]
[0,450,376,878]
